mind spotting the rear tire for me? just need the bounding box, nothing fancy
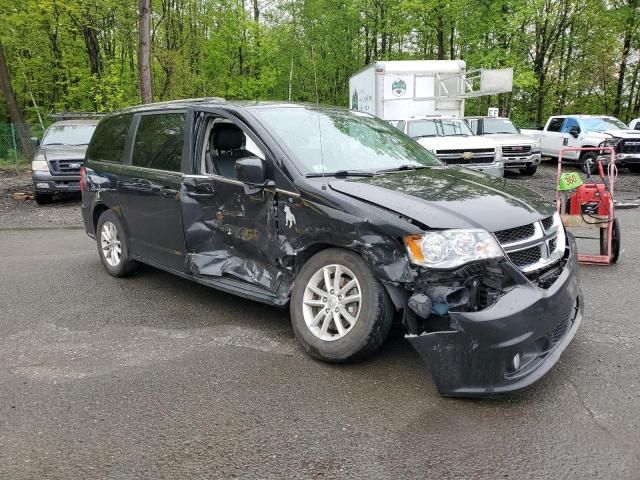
[34,192,52,205]
[95,210,138,277]
[290,248,394,363]
[519,164,538,175]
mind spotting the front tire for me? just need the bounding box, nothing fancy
[290,248,394,363]
[96,210,138,277]
[34,192,52,205]
[581,152,598,174]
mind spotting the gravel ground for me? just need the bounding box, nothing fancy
[506,162,640,203]
[0,163,638,229]
[0,171,82,228]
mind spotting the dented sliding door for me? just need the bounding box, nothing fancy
[180,174,284,294]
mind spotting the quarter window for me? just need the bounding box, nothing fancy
[86,114,132,162]
[131,113,185,172]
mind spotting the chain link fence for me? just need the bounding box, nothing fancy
[0,123,42,172]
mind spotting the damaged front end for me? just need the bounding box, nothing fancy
[403,234,583,397]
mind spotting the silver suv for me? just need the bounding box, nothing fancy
[31,119,98,204]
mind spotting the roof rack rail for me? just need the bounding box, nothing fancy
[48,111,106,121]
[145,97,227,107]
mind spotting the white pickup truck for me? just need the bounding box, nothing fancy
[392,116,504,177]
[522,115,640,173]
[464,116,541,175]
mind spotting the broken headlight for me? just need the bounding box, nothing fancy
[404,230,504,269]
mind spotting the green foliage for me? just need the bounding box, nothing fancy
[1,0,639,126]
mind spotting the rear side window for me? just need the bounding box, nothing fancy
[86,114,132,162]
[131,113,185,172]
[547,117,564,132]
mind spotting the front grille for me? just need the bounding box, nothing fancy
[525,260,565,289]
[541,216,555,231]
[620,140,640,154]
[502,145,532,156]
[494,223,535,244]
[548,238,557,252]
[49,159,83,176]
[508,245,542,267]
[437,148,495,165]
[551,316,569,343]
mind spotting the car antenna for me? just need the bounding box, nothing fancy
[311,45,327,190]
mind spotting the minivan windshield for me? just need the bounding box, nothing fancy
[580,117,627,132]
[482,118,519,134]
[42,124,97,146]
[407,118,473,138]
[251,107,441,175]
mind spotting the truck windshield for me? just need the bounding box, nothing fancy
[482,118,519,134]
[580,117,628,132]
[251,107,441,175]
[407,119,473,138]
[42,124,97,146]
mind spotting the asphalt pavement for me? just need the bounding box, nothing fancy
[1,167,639,478]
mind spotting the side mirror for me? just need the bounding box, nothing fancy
[31,137,40,147]
[236,156,268,185]
[569,126,580,138]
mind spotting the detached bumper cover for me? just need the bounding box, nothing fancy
[32,170,80,193]
[407,236,583,397]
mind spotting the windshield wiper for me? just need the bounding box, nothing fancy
[377,164,428,173]
[306,170,376,178]
[413,134,438,139]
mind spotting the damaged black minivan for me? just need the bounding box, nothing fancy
[81,99,582,396]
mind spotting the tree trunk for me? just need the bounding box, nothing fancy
[138,0,153,104]
[614,0,637,117]
[0,39,34,157]
[436,16,445,60]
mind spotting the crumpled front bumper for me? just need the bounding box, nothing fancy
[407,235,583,397]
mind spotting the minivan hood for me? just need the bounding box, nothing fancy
[38,144,87,161]
[416,135,497,151]
[329,167,555,232]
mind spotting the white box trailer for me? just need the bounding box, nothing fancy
[349,60,513,120]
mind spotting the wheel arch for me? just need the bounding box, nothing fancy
[290,241,410,311]
[93,203,131,241]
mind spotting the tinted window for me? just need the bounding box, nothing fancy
[131,113,185,172]
[547,117,564,132]
[86,114,132,162]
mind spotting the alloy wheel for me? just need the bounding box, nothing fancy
[302,264,362,342]
[100,221,122,267]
